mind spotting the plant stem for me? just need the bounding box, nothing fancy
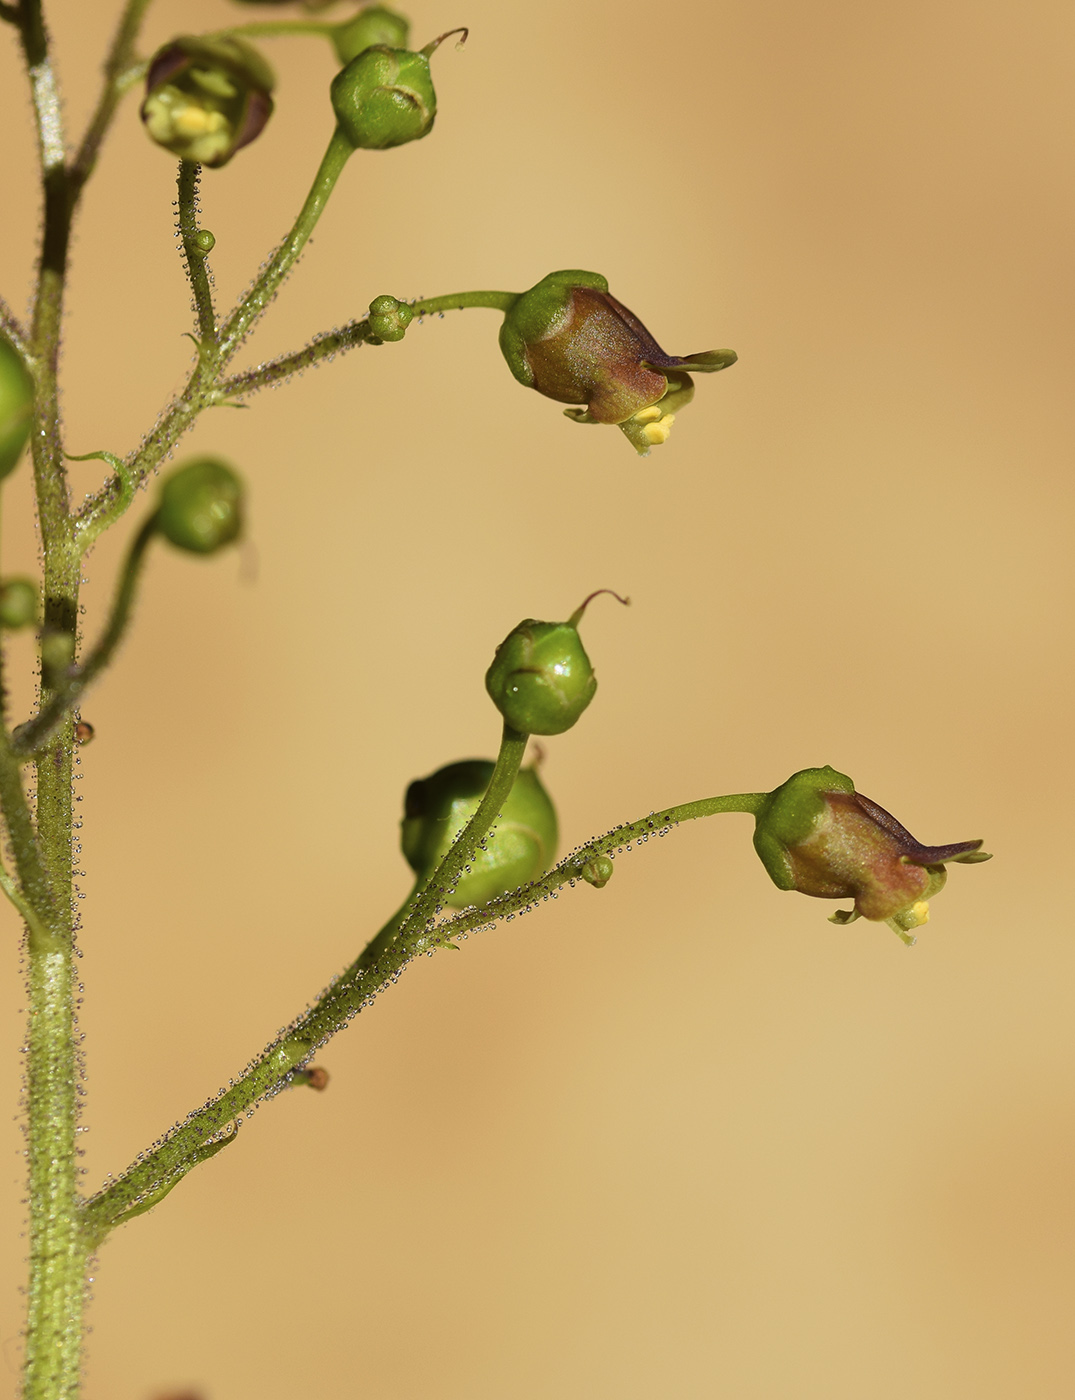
[215,19,335,40]
[410,290,518,316]
[218,127,354,362]
[177,162,217,342]
[83,782,763,1242]
[0,295,29,353]
[68,0,154,206]
[217,319,376,399]
[15,513,158,759]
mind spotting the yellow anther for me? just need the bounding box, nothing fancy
[175,106,226,137]
[642,414,675,445]
[910,900,930,926]
[633,406,663,424]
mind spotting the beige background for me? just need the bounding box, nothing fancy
[1,0,1073,1395]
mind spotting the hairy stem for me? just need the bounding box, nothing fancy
[84,784,763,1242]
[218,127,354,362]
[68,0,154,205]
[177,162,217,342]
[410,290,518,316]
[217,319,375,399]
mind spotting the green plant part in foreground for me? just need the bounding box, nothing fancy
[0,335,33,478]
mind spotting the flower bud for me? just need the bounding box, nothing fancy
[580,855,614,889]
[330,29,464,151]
[141,36,274,168]
[333,5,411,65]
[401,759,558,908]
[0,336,33,482]
[0,577,37,629]
[752,766,991,944]
[157,457,244,555]
[368,294,413,342]
[75,720,95,746]
[499,270,737,455]
[484,590,626,737]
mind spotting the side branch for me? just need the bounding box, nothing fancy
[69,0,154,204]
[217,319,374,399]
[82,787,763,1242]
[177,162,216,341]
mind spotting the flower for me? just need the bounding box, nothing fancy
[498,270,737,455]
[141,36,274,168]
[752,766,991,944]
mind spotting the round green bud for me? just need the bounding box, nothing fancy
[191,229,216,255]
[580,855,614,889]
[141,36,275,168]
[0,577,38,630]
[157,457,244,555]
[484,590,627,736]
[0,336,33,482]
[333,5,411,65]
[368,294,413,342]
[330,44,437,150]
[401,760,558,908]
[40,630,75,685]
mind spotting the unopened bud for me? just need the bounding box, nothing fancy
[333,5,411,65]
[330,29,464,151]
[580,855,614,889]
[401,759,558,908]
[157,457,244,555]
[0,336,33,481]
[368,294,413,342]
[191,229,216,255]
[142,36,274,168]
[485,590,627,736]
[75,720,95,746]
[0,577,37,629]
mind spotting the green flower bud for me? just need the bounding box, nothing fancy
[580,854,614,889]
[752,766,992,944]
[157,457,244,555]
[191,229,216,256]
[368,294,413,342]
[499,270,737,456]
[141,36,274,168]
[401,759,558,908]
[0,577,38,630]
[330,28,465,151]
[485,589,627,737]
[333,5,411,65]
[0,336,33,482]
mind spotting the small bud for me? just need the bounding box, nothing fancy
[191,229,216,256]
[141,36,274,168]
[752,766,992,944]
[157,457,244,555]
[401,759,558,908]
[333,5,411,65]
[580,855,614,889]
[40,630,75,686]
[0,577,37,629]
[0,336,33,481]
[74,720,95,746]
[300,1065,330,1091]
[498,270,737,455]
[485,589,627,736]
[330,29,465,151]
[368,294,413,342]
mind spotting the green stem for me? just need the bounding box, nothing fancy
[214,19,335,40]
[0,296,29,353]
[68,0,154,205]
[84,781,760,1242]
[177,162,217,342]
[354,878,423,974]
[15,513,158,759]
[217,318,376,399]
[218,127,354,363]
[410,290,518,316]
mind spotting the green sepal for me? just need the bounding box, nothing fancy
[752,765,855,891]
[499,270,609,370]
[485,618,597,736]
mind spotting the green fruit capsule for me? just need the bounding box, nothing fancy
[330,28,465,151]
[333,5,411,65]
[401,759,558,908]
[485,589,627,736]
[157,457,244,555]
[141,36,274,168]
[0,336,33,481]
[0,577,38,630]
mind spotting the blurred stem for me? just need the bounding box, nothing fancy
[83,780,762,1243]
[15,512,159,760]
[177,161,217,341]
[215,19,335,40]
[69,0,154,205]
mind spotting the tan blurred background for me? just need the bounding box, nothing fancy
[1,0,1073,1395]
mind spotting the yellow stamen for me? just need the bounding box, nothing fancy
[633,406,663,424]
[642,413,675,445]
[910,900,930,926]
